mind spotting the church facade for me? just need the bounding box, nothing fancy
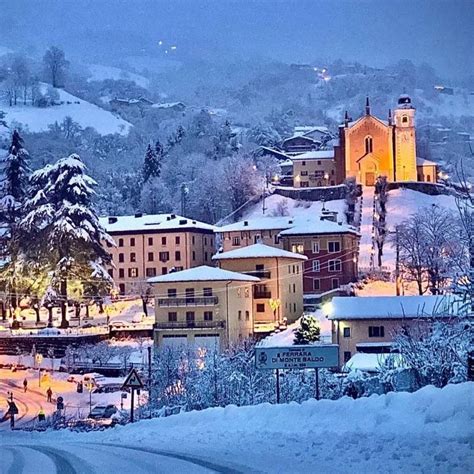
[333,95,436,186]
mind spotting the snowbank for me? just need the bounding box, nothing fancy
[6,383,471,473]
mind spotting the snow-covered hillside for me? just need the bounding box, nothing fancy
[1,84,132,136]
[383,188,459,269]
[86,64,150,88]
[2,383,472,473]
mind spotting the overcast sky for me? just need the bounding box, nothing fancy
[0,0,472,78]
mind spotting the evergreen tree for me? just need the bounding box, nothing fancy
[293,315,321,345]
[142,143,161,182]
[0,130,31,310]
[21,153,113,328]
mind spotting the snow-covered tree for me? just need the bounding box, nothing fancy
[142,143,161,182]
[247,123,281,147]
[43,46,69,88]
[21,153,114,327]
[293,315,321,344]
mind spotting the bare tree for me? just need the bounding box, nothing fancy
[43,46,69,88]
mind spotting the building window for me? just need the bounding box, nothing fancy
[175,251,181,261]
[203,287,213,297]
[192,251,196,261]
[331,278,340,289]
[159,251,169,262]
[300,182,309,188]
[118,253,124,263]
[204,311,213,321]
[343,327,351,338]
[130,252,136,263]
[313,279,320,291]
[161,236,167,245]
[312,241,320,253]
[238,310,242,320]
[108,268,114,278]
[369,326,385,338]
[175,236,180,245]
[344,351,351,363]
[175,266,183,271]
[302,160,306,166]
[328,241,341,253]
[256,303,265,313]
[119,283,125,295]
[186,311,195,323]
[328,259,342,272]
[291,243,304,254]
[317,160,321,165]
[312,260,320,272]
[402,115,408,124]
[232,236,241,246]
[204,252,208,261]
[118,238,124,247]
[168,289,177,297]
[146,268,156,277]
[185,288,195,302]
[148,252,154,262]
[148,237,153,246]
[365,136,373,154]
[293,283,296,293]
[162,267,167,275]
[245,311,250,321]
[168,312,177,322]
[130,237,135,247]
[128,268,138,278]
[192,236,195,245]
[204,237,208,245]
[119,268,124,278]
[301,170,308,176]
[274,234,279,244]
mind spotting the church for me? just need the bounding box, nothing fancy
[291,95,438,188]
[333,95,437,186]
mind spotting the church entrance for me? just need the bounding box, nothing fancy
[365,172,375,186]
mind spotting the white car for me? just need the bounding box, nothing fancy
[82,373,107,387]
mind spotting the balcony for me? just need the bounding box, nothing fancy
[253,290,272,299]
[157,296,218,307]
[244,270,271,279]
[154,320,225,330]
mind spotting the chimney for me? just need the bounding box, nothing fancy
[179,219,188,225]
[243,221,248,226]
[170,214,176,219]
[344,110,349,127]
[365,96,371,115]
[108,216,118,224]
[134,212,143,218]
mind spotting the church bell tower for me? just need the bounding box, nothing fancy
[393,94,417,181]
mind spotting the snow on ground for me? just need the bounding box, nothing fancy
[383,188,459,270]
[2,84,132,135]
[244,193,348,223]
[86,64,150,88]
[2,382,472,473]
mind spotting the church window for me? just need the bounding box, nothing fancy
[402,115,408,124]
[365,136,373,154]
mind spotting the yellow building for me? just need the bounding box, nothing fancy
[213,243,306,333]
[149,265,258,349]
[100,213,216,295]
[292,150,338,188]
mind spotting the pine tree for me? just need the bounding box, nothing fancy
[0,130,31,310]
[293,315,321,345]
[143,144,161,182]
[21,153,113,328]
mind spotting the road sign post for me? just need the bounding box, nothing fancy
[255,345,339,403]
[122,368,144,423]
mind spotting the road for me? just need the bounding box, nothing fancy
[0,442,249,473]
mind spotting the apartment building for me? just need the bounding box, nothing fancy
[149,266,258,349]
[213,243,306,333]
[326,295,465,367]
[100,213,216,295]
[279,219,359,294]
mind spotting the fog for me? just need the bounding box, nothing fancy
[0,0,472,78]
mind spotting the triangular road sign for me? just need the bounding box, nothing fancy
[122,368,144,389]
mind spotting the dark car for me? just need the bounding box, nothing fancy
[89,404,117,419]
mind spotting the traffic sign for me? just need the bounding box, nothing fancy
[56,396,64,410]
[122,368,144,390]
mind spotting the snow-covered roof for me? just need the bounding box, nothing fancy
[291,150,335,161]
[216,216,299,233]
[100,214,216,233]
[212,243,307,261]
[326,295,466,320]
[151,102,186,109]
[417,157,438,167]
[147,265,259,283]
[278,219,359,236]
[294,126,330,136]
[282,135,318,144]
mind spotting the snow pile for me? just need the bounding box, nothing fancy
[8,382,471,473]
[2,84,132,135]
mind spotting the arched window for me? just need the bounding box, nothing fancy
[402,115,408,124]
[365,136,373,154]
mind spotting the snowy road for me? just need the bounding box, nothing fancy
[0,442,244,473]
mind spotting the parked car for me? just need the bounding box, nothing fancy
[82,373,107,387]
[89,404,117,419]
